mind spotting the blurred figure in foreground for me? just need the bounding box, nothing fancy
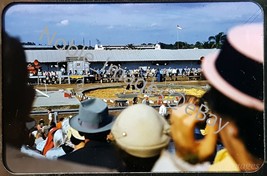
[111,104,170,172]
[201,23,264,171]
[2,32,113,174]
[59,98,125,171]
[152,23,264,172]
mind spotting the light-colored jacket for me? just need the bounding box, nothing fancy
[152,150,210,172]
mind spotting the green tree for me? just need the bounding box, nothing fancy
[21,41,36,45]
[208,32,226,48]
[203,41,213,49]
[194,41,204,49]
[175,41,194,49]
[126,44,135,49]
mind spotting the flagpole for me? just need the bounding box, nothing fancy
[177,28,179,49]
[176,25,182,49]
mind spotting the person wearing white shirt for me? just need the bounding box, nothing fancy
[159,101,168,117]
[48,108,53,124]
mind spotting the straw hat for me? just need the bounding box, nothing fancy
[202,23,263,111]
[111,104,170,158]
[69,98,114,133]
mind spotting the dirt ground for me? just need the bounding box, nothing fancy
[32,80,208,124]
[34,80,208,92]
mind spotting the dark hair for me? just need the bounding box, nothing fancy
[39,119,45,124]
[49,122,56,131]
[133,97,138,104]
[79,130,110,142]
[70,135,84,145]
[204,87,263,159]
[198,56,205,65]
[118,148,159,172]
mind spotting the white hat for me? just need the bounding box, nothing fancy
[111,104,170,158]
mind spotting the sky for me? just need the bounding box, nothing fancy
[3,2,263,46]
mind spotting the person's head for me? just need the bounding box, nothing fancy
[201,23,263,170]
[111,104,170,171]
[69,98,114,141]
[3,32,36,148]
[69,127,85,145]
[42,126,50,139]
[133,97,138,104]
[200,56,205,63]
[198,56,205,65]
[174,95,185,105]
[39,119,45,125]
[162,100,168,106]
[144,94,149,100]
[49,122,56,128]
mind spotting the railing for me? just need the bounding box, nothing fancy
[30,105,162,116]
[29,74,204,85]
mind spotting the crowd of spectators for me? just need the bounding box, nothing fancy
[3,23,264,174]
[28,66,203,84]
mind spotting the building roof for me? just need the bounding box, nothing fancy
[23,45,54,49]
[25,50,66,62]
[25,49,218,63]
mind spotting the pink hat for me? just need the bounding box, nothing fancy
[202,23,263,111]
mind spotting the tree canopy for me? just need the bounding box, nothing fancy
[22,32,226,50]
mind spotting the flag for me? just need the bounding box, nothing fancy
[177,25,182,30]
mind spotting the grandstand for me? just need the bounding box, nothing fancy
[24,46,218,72]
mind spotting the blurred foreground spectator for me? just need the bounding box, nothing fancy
[153,23,264,172]
[59,98,125,171]
[111,104,170,172]
[2,32,115,174]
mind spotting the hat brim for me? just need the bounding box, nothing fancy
[69,114,114,134]
[202,52,264,111]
